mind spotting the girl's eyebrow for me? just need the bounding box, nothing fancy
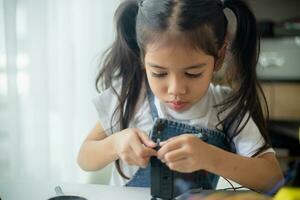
[147,62,207,69]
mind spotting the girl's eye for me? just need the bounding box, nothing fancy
[151,72,167,77]
[185,72,203,78]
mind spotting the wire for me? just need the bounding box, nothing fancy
[221,186,246,191]
[223,177,236,191]
[219,159,300,195]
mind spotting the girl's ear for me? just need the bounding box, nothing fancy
[214,42,228,72]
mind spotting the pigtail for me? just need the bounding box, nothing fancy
[221,0,271,155]
[96,0,143,179]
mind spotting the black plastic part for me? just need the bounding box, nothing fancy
[150,120,212,200]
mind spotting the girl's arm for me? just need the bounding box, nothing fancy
[77,122,157,171]
[207,145,284,192]
[77,122,119,171]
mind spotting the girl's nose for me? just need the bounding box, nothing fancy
[167,76,187,96]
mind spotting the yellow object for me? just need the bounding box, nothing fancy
[198,192,272,200]
[208,192,271,200]
[274,187,300,200]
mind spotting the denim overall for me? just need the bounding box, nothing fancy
[125,88,235,199]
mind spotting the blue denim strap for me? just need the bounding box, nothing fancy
[146,83,159,120]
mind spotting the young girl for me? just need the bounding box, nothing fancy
[78,0,283,193]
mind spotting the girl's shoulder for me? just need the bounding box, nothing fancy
[93,80,122,112]
[92,83,123,135]
[92,79,150,135]
[94,79,148,113]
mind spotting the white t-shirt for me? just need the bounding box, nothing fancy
[93,81,274,186]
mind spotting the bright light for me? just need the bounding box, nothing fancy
[17,53,29,69]
[0,54,6,69]
[0,73,7,96]
[17,72,30,95]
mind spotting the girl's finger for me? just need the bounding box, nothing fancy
[123,147,148,167]
[130,133,157,158]
[142,146,157,157]
[157,138,182,159]
[140,157,150,168]
[137,130,157,148]
[130,147,151,168]
[166,159,188,172]
[121,149,137,166]
[163,148,187,163]
[159,141,168,146]
[160,136,178,146]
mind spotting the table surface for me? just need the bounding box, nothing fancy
[0,179,151,200]
[0,179,261,200]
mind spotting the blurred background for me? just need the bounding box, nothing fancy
[0,0,121,184]
[246,0,300,175]
[0,0,299,186]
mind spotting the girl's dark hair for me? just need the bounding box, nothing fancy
[96,0,270,179]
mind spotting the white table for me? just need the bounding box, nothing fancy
[0,179,151,200]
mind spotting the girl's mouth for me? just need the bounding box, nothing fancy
[166,101,188,111]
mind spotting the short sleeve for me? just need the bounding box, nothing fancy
[92,87,121,136]
[233,114,275,157]
[92,80,151,136]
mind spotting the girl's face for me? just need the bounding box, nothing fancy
[144,42,218,112]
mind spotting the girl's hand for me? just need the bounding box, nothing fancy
[157,134,212,173]
[114,128,157,168]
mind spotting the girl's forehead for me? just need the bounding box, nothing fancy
[144,31,210,56]
[140,24,220,59]
[145,40,209,58]
[144,42,214,69]
[143,32,215,67]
